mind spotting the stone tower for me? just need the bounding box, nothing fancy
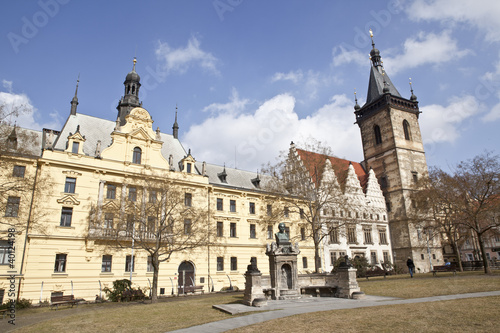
[354,32,442,272]
[117,58,142,126]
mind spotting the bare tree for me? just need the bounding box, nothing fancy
[261,141,352,273]
[411,152,500,274]
[88,176,214,302]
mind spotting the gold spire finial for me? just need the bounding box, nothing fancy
[369,29,373,38]
[132,57,137,71]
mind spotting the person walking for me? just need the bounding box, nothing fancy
[407,257,415,278]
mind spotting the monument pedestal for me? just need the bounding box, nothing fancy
[266,242,301,300]
[243,271,266,306]
[336,267,360,298]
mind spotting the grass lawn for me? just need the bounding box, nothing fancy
[9,272,500,333]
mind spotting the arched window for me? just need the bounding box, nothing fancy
[132,147,142,164]
[403,120,411,140]
[374,125,382,145]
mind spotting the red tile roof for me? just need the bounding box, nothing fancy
[295,148,368,190]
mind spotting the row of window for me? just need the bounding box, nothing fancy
[216,198,304,219]
[328,227,388,245]
[215,222,305,241]
[322,209,386,221]
[329,251,391,266]
[54,254,155,273]
[215,256,309,271]
[373,120,412,145]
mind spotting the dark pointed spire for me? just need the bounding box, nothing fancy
[369,29,382,68]
[117,58,142,126]
[354,89,360,111]
[173,105,179,139]
[70,75,79,116]
[409,78,418,101]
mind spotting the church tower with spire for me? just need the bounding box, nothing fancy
[117,58,142,125]
[355,30,442,272]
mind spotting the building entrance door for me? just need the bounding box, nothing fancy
[177,261,195,294]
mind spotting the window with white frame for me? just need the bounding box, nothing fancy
[101,255,112,272]
[54,254,67,272]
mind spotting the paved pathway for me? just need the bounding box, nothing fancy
[169,291,500,333]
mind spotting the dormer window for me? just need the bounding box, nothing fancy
[218,168,227,183]
[133,147,142,164]
[72,142,79,154]
[186,163,192,173]
[251,176,261,188]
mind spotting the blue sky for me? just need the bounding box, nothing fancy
[1,0,500,173]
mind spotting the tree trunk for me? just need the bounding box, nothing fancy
[450,239,463,272]
[151,255,160,303]
[476,231,491,274]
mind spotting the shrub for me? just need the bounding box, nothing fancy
[103,279,132,302]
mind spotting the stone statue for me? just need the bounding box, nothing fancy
[45,130,54,150]
[169,154,174,171]
[246,257,260,273]
[95,140,102,159]
[156,127,161,141]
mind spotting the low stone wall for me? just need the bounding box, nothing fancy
[251,267,359,300]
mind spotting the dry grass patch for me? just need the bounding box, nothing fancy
[230,296,500,333]
[14,294,243,333]
[358,273,500,298]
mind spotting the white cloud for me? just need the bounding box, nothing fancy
[482,102,500,122]
[183,92,362,172]
[420,95,481,144]
[331,44,367,67]
[480,53,500,121]
[0,87,61,131]
[155,36,219,75]
[406,0,500,42]
[202,88,249,116]
[271,70,304,84]
[383,30,470,74]
[2,80,13,93]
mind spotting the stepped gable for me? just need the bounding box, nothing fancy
[295,148,368,191]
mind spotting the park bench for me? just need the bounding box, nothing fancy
[365,266,392,279]
[432,263,457,276]
[181,285,204,295]
[121,289,145,302]
[50,295,79,310]
[300,286,336,297]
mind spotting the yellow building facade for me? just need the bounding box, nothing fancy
[0,64,315,303]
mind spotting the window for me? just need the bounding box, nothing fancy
[133,147,142,164]
[432,253,436,260]
[0,241,11,265]
[128,187,137,202]
[126,214,134,233]
[217,257,224,271]
[250,224,256,238]
[302,257,308,269]
[230,200,236,212]
[380,176,388,189]
[147,256,154,272]
[285,226,290,238]
[364,228,373,244]
[64,177,76,193]
[300,227,306,241]
[421,254,425,260]
[125,255,135,272]
[379,229,388,245]
[267,225,273,239]
[101,255,112,272]
[249,202,255,214]
[330,252,337,265]
[383,251,390,264]
[147,216,156,234]
[403,120,411,140]
[284,207,289,218]
[230,222,237,237]
[371,251,377,265]
[186,163,192,173]
[300,208,305,219]
[13,165,25,178]
[54,254,67,272]
[329,227,339,244]
[412,171,418,183]
[348,226,357,244]
[217,222,223,237]
[185,193,192,207]
[60,207,73,227]
[217,198,223,211]
[72,141,79,154]
[386,201,391,212]
[5,196,20,217]
[106,184,116,199]
[149,190,157,203]
[374,125,382,145]
[230,257,237,271]
[104,213,113,229]
[184,219,191,235]
[267,204,272,216]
